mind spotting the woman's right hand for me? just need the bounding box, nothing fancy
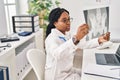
[75,24,89,41]
[98,32,110,44]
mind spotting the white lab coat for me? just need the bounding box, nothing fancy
[45,29,99,80]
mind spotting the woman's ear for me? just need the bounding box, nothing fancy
[54,22,57,27]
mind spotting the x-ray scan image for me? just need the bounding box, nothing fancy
[84,7,109,40]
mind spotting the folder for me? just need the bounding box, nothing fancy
[0,66,9,80]
[18,31,32,36]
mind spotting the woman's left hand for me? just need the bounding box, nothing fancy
[98,32,110,44]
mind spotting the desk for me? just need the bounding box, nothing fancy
[81,43,120,80]
[0,29,44,80]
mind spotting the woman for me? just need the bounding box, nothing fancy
[45,7,110,80]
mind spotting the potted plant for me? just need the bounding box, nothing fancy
[28,0,60,27]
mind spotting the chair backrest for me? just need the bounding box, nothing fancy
[27,49,46,80]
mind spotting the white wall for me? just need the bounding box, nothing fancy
[17,0,29,14]
[60,0,120,39]
[0,0,8,37]
[14,0,120,39]
[60,0,109,34]
[60,1,85,35]
[109,0,120,39]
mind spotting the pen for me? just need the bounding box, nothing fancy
[84,72,120,79]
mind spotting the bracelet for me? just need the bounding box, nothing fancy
[72,36,80,45]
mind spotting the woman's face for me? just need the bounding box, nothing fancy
[54,11,71,34]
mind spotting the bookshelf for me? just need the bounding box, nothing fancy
[0,29,44,80]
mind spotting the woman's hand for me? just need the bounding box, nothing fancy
[75,24,89,41]
[98,32,110,44]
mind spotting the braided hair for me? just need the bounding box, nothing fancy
[46,7,69,37]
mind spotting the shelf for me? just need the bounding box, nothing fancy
[20,65,32,80]
[12,15,39,33]
[14,25,39,28]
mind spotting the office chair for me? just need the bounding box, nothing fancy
[27,49,46,80]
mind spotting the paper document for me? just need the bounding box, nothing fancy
[84,64,120,79]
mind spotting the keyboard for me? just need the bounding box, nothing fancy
[0,37,20,42]
[104,54,118,64]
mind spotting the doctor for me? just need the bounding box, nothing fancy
[45,7,110,80]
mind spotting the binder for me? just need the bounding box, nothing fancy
[0,69,4,80]
[0,66,9,80]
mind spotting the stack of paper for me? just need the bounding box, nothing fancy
[84,64,120,79]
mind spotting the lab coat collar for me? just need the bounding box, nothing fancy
[51,28,67,38]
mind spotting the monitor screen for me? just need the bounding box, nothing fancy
[116,45,120,56]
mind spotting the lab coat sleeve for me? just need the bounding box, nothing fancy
[77,37,100,49]
[55,38,78,60]
[46,38,78,60]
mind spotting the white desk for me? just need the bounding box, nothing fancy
[81,43,120,80]
[0,29,44,80]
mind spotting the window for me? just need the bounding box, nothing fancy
[4,0,16,34]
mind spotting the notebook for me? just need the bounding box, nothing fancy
[95,45,120,65]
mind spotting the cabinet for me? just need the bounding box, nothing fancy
[12,15,40,33]
[0,29,44,80]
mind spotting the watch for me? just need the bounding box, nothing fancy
[72,36,80,45]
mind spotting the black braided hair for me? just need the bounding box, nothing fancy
[46,7,69,37]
